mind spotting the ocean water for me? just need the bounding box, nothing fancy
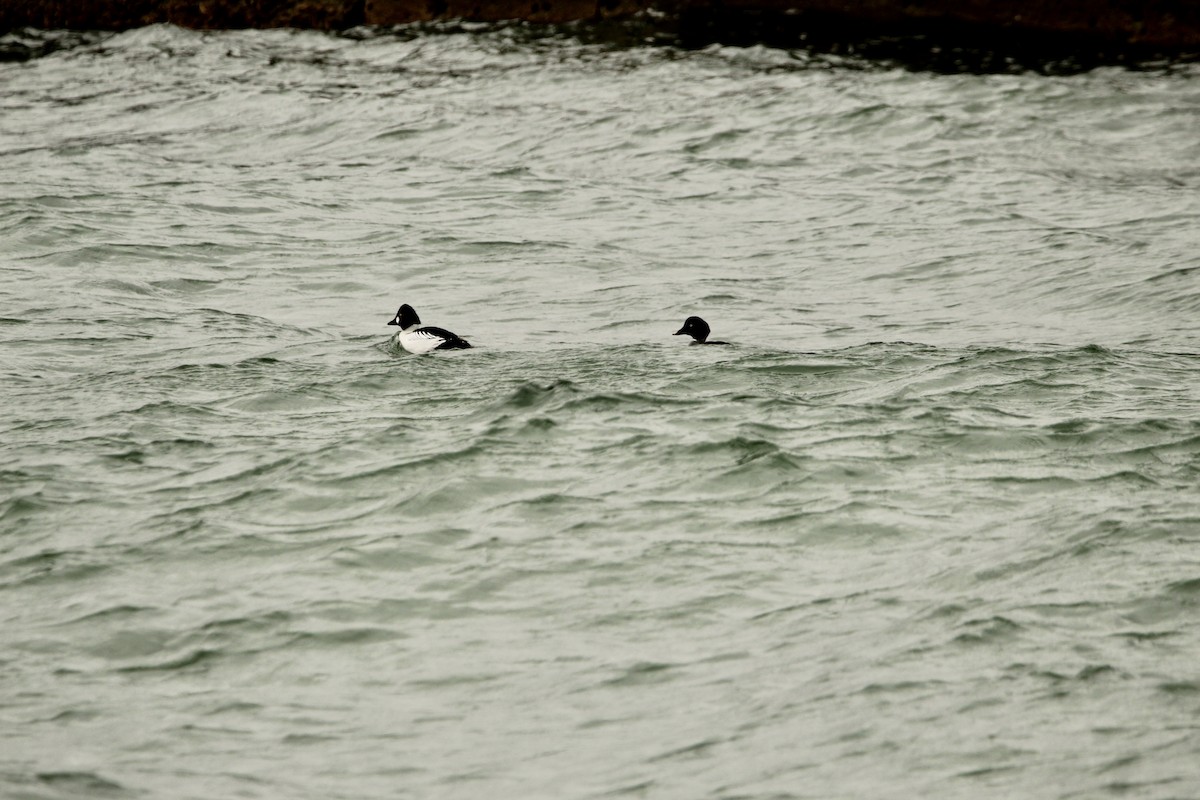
[2,24,1200,799]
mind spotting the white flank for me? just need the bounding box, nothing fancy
[397,327,447,354]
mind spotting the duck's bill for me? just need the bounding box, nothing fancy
[673,328,686,335]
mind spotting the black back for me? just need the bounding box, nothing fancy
[424,326,472,349]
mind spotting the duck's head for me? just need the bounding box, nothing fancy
[388,304,421,329]
[673,316,711,343]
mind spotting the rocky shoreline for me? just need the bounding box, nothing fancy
[3,0,1199,71]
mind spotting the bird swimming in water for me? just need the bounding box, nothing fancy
[673,316,729,345]
[387,304,472,353]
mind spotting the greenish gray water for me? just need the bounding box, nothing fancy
[2,24,1200,799]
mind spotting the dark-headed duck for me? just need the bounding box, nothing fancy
[673,316,729,345]
[387,304,472,353]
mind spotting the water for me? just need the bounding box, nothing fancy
[2,24,1200,799]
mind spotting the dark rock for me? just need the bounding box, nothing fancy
[2,0,1198,70]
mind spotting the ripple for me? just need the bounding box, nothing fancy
[3,25,1200,800]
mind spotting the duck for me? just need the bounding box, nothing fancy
[673,316,729,345]
[387,304,472,353]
